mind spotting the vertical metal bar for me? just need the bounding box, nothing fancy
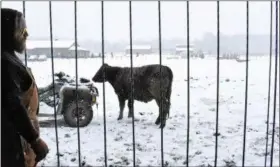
[278,2,280,165]
[186,1,190,167]
[48,2,60,166]
[241,2,249,167]
[22,1,27,66]
[270,1,278,166]
[129,1,136,167]
[264,2,273,166]
[158,1,164,167]
[74,1,82,166]
[101,1,108,167]
[214,1,220,167]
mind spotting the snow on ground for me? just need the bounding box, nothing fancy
[27,54,279,166]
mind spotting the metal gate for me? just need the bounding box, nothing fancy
[3,1,279,167]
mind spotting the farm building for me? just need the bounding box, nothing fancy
[124,45,152,55]
[175,44,195,55]
[26,40,91,58]
[175,44,205,58]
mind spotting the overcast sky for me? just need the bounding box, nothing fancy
[1,1,274,42]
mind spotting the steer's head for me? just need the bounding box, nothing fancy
[92,63,109,83]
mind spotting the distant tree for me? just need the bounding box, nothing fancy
[199,52,205,59]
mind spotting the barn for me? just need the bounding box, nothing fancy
[26,40,91,58]
[175,44,195,55]
[124,45,152,55]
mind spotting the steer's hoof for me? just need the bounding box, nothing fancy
[159,123,166,129]
[155,119,160,125]
[117,116,123,120]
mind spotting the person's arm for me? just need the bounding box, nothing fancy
[2,58,39,144]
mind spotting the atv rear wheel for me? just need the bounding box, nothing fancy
[63,101,93,127]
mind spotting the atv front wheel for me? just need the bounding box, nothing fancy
[63,101,93,127]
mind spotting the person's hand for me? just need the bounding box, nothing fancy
[30,138,49,163]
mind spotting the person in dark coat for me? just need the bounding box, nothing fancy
[1,8,49,167]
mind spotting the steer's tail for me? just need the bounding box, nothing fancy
[166,67,173,118]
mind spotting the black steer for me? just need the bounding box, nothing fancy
[92,63,173,128]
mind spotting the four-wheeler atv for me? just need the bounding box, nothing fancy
[38,72,99,127]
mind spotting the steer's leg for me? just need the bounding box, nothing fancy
[159,97,170,129]
[127,98,133,118]
[155,95,170,128]
[149,86,162,126]
[117,96,125,120]
[148,80,170,128]
[155,99,161,125]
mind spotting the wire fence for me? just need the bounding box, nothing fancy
[18,1,280,167]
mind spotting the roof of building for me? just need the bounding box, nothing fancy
[175,44,194,48]
[176,47,194,51]
[68,46,89,51]
[175,44,195,51]
[26,40,75,49]
[125,45,152,50]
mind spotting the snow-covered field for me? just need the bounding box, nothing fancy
[27,55,279,166]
